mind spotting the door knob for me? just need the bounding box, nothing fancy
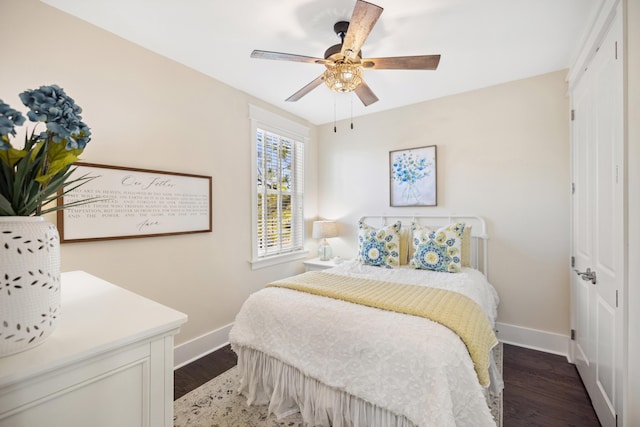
[574,267,597,285]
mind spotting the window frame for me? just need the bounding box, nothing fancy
[249,105,309,269]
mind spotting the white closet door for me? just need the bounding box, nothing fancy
[570,5,624,427]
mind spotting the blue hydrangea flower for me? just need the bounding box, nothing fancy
[19,84,91,149]
[0,100,26,150]
[1,85,96,216]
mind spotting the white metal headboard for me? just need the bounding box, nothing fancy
[358,215,489,278]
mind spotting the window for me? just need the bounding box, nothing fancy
[256,129,304,256]
[250,105,308,269]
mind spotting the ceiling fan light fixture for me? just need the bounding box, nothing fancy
[324,62,363,93]
[251,1,439,106]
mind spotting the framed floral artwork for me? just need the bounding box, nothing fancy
[389,145,437,207]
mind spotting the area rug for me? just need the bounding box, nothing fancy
[174,366,304,427]
[174,344,503,427]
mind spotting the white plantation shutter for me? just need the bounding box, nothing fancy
[250,105,308,268]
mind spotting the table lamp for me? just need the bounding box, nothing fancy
[312,220,338,261]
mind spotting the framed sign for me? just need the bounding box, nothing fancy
[57,163,212,242]
[389,145,437,207]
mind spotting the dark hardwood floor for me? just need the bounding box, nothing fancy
[174,345,238,400]
[174,343,601,426]
[503,344,600,426]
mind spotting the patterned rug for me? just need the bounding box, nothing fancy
[174,344,503,427]
[174,366,303,427]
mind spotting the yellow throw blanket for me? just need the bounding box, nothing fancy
[268,271,497,387]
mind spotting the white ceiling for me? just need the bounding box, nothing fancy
[42,0,602,125]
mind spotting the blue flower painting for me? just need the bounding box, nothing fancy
[390,146,436,206]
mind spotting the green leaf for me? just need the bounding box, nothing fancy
[0,193,17,216]
[31,141,83,185]
[0,147,28,167]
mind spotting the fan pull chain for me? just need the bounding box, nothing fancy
[350,96,354,130]
[334,95,337,133]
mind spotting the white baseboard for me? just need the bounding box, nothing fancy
[173,323,233,369]
[496,321,570,360]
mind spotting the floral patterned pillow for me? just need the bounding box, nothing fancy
[409,222,465,273]
[356,220,401,268]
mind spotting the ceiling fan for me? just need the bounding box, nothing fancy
[250,0,441,107]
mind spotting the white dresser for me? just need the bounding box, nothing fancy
[0,271,188,427]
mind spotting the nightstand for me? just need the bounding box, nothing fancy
[303,257,345,271]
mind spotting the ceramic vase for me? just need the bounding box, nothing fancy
[0,216,61,357]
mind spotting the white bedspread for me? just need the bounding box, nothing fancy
[230,261,501,427]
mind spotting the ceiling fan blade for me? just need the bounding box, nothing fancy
[341,0,383,61]
[285,75,325,102]
[361,55,441,70]
[354,80,379,106]
[251,50,326,64]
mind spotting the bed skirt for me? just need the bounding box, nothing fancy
[233,344,503,427]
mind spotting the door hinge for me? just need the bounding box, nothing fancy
[615,41,618,60]
[572,182,575,194]
[571,256,575,267]
[571,329,576,340]
[616,290,619,308]
[571,109,575,121]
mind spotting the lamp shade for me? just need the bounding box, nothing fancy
[312,221,338,239]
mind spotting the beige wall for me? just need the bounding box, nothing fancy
[0,0,318,346]
[316,71,571,335]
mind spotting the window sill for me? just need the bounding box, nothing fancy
[250,250,309,270]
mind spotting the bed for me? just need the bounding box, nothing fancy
[230,215,502,427]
